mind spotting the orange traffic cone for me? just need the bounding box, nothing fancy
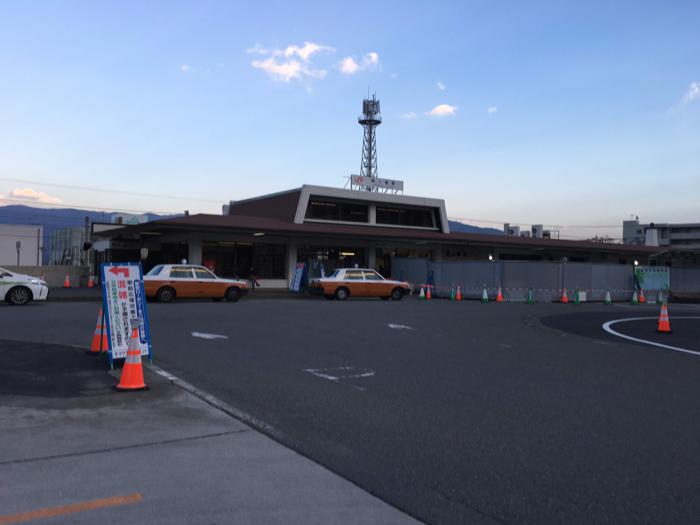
[426,286,432,300]
[87,275,94,288]
[639,288,646,304]
[89,308,109,354]
[63,273,70,288]
[561,288,569,304]
[657,303,671,333]
[116,327,147,391]
[496,287,504,302]
[455,286,463,301]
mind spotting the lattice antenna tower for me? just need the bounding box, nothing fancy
[358,93,382,189]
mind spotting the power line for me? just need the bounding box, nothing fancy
[0,177,222,204]
[0,197,183,216]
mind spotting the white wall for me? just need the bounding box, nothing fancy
[0,225,43,266]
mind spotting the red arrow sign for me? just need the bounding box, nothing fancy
[108,267,130,277]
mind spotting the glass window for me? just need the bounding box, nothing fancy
[194,268,216,279]
[344,270,365,280]
[253,244,286,278]
[147,265,164,276]
[376,206,435,228]
[169,267,194,279]
[305,199,368,223]
[363,270,383,281]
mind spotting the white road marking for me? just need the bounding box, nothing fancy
[387,323,414,330]
[601,316,700,357]
[303,366,376,382]
[191,332,229,340]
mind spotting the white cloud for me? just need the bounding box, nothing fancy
[180,64,193,73]
[338,51,380,75]
[427,104,457,117]
[401,112,417,119]
[487,106,498,113]
[247,41,334,83]
[437,81,445,91]
[682,82,700,104]
[1,187,62,205]
[339,57,359,74]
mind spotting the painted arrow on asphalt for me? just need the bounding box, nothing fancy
[387,323,415,330]
[191,332,229,340]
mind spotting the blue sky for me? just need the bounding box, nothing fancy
[0,1,698,238]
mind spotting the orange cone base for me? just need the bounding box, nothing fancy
[89,336,109,354]
[116,365,148,391]
[116,384,149,392]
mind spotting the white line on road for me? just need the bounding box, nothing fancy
[601,316,700,357]
[191,332,229,340]
[387,324,414,330]
[303,367,376,382]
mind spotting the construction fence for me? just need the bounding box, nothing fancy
[391,259,699,302]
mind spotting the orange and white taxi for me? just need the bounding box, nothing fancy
[144,264,249,303]
[309,268,411,301]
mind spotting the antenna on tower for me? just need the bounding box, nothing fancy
[358,93,381,190]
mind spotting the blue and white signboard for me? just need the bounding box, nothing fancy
[100,262,152,367]
[289,263,306,292]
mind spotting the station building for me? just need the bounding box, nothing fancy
[93,184,660,287]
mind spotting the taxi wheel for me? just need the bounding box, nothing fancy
[334,287,349,301]
[7,286,31,305]
[225,287,242,302]
[156,287,175,303]
[390,288,404,301]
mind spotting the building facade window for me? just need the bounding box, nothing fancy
[306,199,369,223]
[376,206,436,228]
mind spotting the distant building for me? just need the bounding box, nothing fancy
[50,227,86,266]
[623,219,700,249]
[0,224,43,266]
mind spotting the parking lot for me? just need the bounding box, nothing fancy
[2,298,700,524]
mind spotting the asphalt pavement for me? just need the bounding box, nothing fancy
[2,299,699,524]
[0,338,417,524]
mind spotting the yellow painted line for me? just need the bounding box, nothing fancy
[0,493,143,524]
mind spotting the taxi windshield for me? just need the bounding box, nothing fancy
[147,265,165,276]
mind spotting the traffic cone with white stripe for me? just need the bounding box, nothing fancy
[657,290,664,304]
[657,303,671,333]
[631,290,639,305]
[63,273,70,288]
[496,287,504,302]
[526,288,534,304]
[425,286,431,300]
[639,288,646,304]
[561,288,569,304]
[481,286,489,303]
[455,286,463,301]
[116,326,147,391]
[574,288,580,305]
[418,287,425,300]
[604,290,612,305]
[89,308,109,354]
[87,275,94,288]
[450,285,456,301]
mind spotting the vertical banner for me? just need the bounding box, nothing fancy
[100,262,152,367]
[289,263,306,292]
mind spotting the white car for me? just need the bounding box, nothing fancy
[0,267,49,305]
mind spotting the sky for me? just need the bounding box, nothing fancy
[0,0,698,239]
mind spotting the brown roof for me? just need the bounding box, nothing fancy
[227,189,301,222]
[100,213,660,255]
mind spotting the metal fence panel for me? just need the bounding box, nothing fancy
[672,268,700,293]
